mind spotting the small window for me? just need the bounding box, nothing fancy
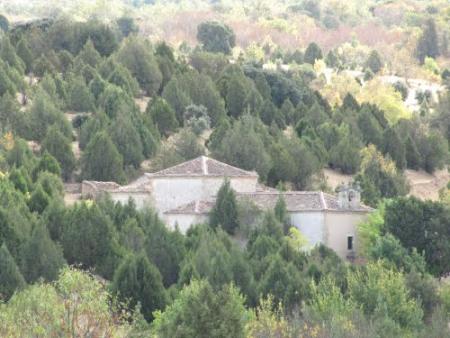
[347,236,354,251]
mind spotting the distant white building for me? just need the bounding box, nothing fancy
[81,156,372,259]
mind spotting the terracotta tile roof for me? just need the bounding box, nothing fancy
[82,181,121,191]
[114,174,152,193]
[237,191,324,211]
[164,191,373,215]
[322,193,373,212]
[149,156,258,178]
[164,200,215,215]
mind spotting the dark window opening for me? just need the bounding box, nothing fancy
[347,236,353,251]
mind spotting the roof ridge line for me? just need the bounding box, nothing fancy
[320,191,327,210]
[202,156,208,175]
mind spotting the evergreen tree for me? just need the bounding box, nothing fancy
[146,97,179,137]
[29,89,65,141]
[162,77,191,123]
[21,223,66,283]
[67,74,95,112]
[33,151,61,179]
[0,243,25,300]
[254,72,271,100]
[62,202,120,279]
[110,115,144,168]
[366,50,383,74]
[81,131,125,183]
[225,74,249,118]
[1,37,24,73]
[0,65,15,97]
[42,126,76,180]
[210,180,239,234]
[382,127,406,170]
[214,116,272,180]
[107,64,139,97]
[197,21,236,54]
[325,49,340,68]
[89,73,107,101]
[16,38,33,74]
[304,42,323,64]
[417,19,440,63]
[111,253,168,321]
[405,136,421,170]
[153,280,247,338]
[274,195,290,234]
[76,39,102,68]
[28,184,51,214]
[116,37,162,95]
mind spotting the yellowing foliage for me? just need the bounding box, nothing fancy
[319,73,360,107]
[358,79,411,124]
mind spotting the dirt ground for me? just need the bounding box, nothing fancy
[323,168,449,201]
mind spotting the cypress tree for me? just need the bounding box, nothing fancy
[210,180,239,234]
[0,243,25,300]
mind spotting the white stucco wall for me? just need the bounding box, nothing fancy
[324,211,370,259]
[163,214,209,234]
[150,176,258,214]
[109,192,153,209]
[289,211,326,248]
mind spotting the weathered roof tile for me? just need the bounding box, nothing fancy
[149,156,258,177]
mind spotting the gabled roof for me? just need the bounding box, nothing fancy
[148,156,258,178]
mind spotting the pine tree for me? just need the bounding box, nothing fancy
[21,223,66,283]
[111,253,167,321]
[0,243,25,300]
[210,179,239,234]
[81,131,125,183]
